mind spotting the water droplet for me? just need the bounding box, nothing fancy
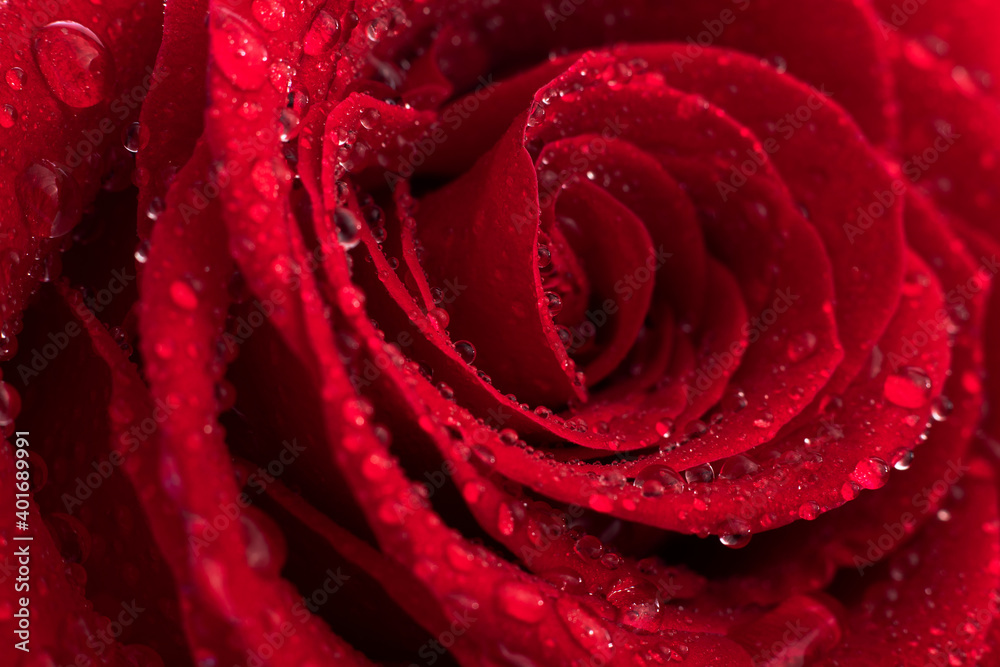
[684,463,714,484]
[366,18,387,42]
[210,8,269,90]
[0,381,22,427]
[890,448,914,471]
[930,395,953,422]
[5,67,24,91]
[633,465,684,497]
[557,599,614,657]
[526,103,546,128]
[455,340,476,364]
[588,494,613,512]
[498,581,546,623]
[360,107,380,130]
[537,244,552,268]
[841,481,860,501]
[752,412,775,429]
[719,454,759,480]
[240,508,286,576]
[251,0,285,31]
[654,420,674,439]
[122,121,148,152]
[146,197,165,221]
[544,291,562,314]
[333,208,361,248]
[884,367,932,408]
[574,534,603,560]
[798,501,821,521]
[33,21,114,108]
[16,160,82,238]
[303,11,340,56]
[134,239,151,264]
[0,104,17,128]
[787,331,818,362]
[718,519,752,548]
[851,457,890,490]
[169,279,199,310]
[278,107,300,142]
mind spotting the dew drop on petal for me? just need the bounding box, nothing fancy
[210,8,269,90]
[883,367,932,408]
[497,581,546,623]
[5,67,24,91]
[574,534,603,560]
[454,340,476,364]
[787,331,818,362]
[333,208,361,248]
[841,481,860,501]
[16,160,82,238]
[633,464,684,497]
[0,381,21,428]
[122,121,149,152]
[718,454,759,480]
[798,501,821,521]
[33,21,114,108]
[930,395,953,422]
[851,457,890,490]
[654,420,674,439]
[0,104,17,128]
[169,280,199,310]
[718,519,752,548]
[890,448,915,471]
[684,463,714,484]
[588,494,613,512]
[303,11,340,56]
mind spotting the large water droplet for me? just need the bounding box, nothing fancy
[632,464,684,497]
[0,104,17,128]
[240,508,286,577]
[333,208,360,248]
[684,462,714,484]
[455,340,476,364]
[718,454,759,480]
[0,381,22,427]
[718,519,752,548]
[210,8,269,90]
[850,457,890,490]
[787,331,818,362]
[5,67,24,91]
[33,21,114,108]
[16,160,82,238]
[303,11,340,57]
[883,367,932,408]
[497,581,546,623]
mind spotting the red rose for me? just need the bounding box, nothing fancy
[2,0,1000,665]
